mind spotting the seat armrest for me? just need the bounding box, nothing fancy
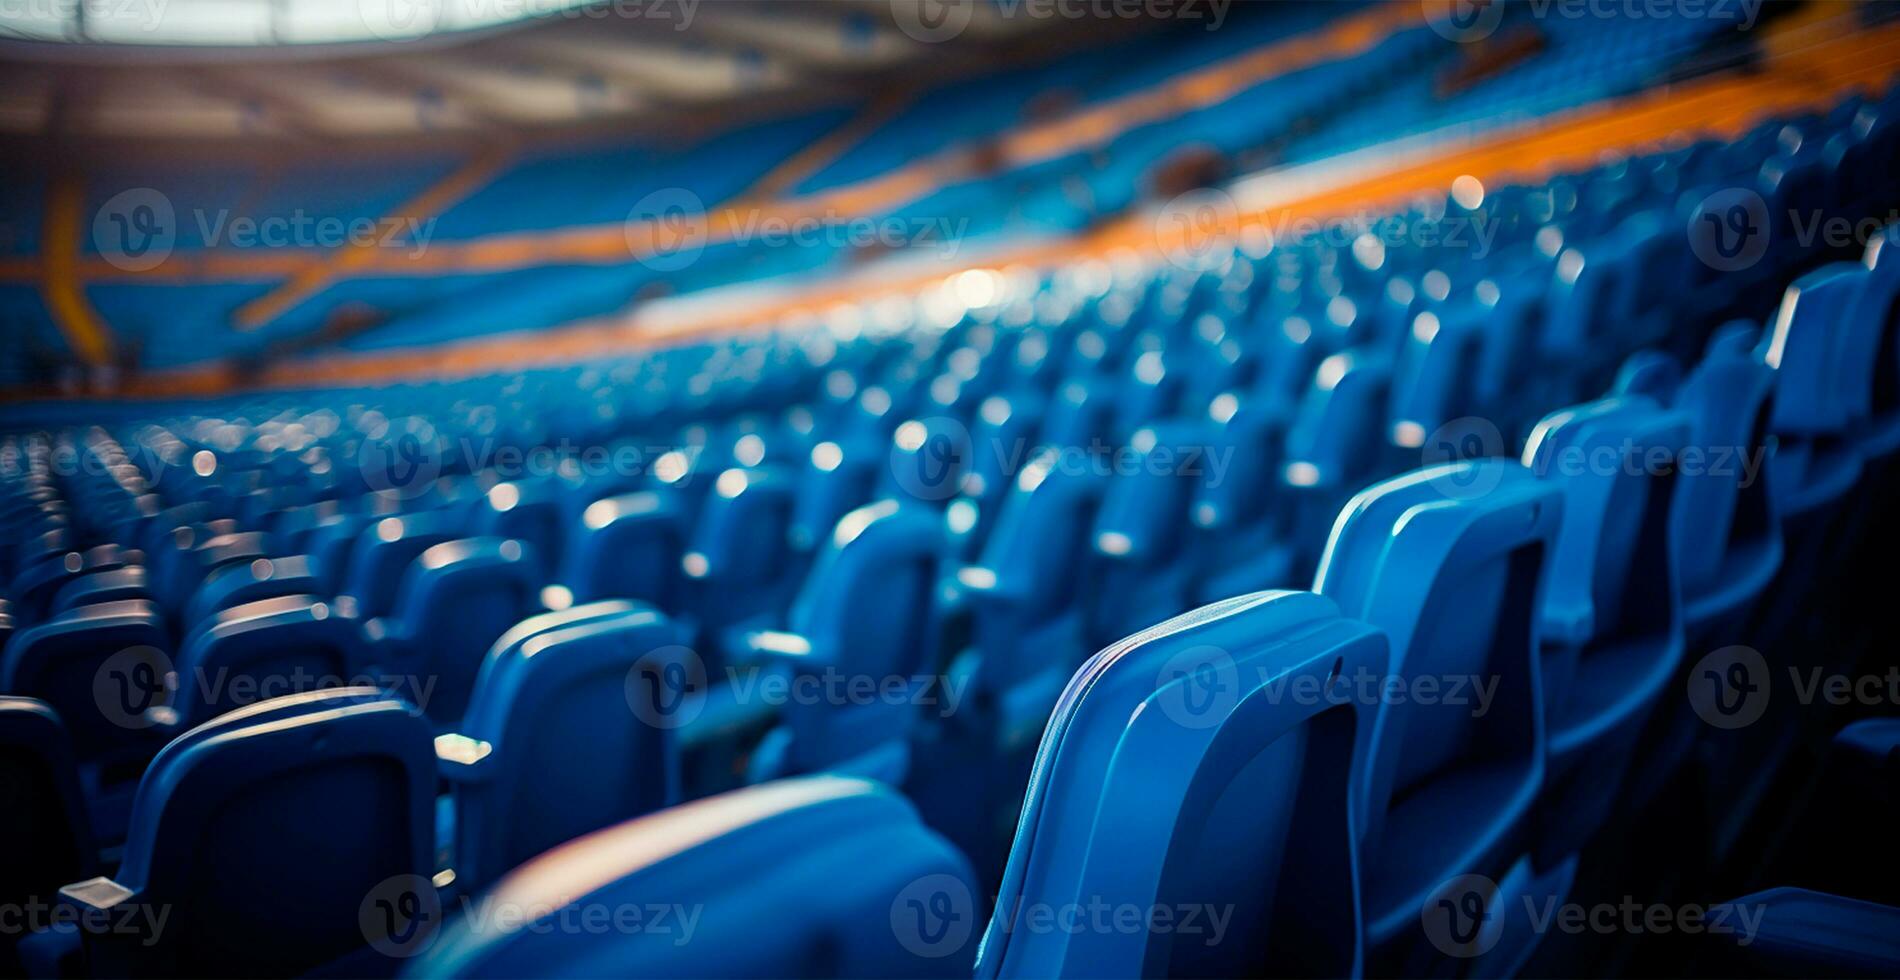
[434,733,495,783]
[56,877,145,977]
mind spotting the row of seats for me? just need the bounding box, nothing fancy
[5,81,1900,977]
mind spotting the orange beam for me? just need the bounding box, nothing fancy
[231,146,516,330]
[40,176,116,368]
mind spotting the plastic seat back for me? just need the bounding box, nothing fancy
[60,688,434,977]
[1314,461,1560,955]
[477,480,567,582]
[0,698,95,924]
[51,566,153,615]
[413,777,976,979]
[170,595,365,729]
[183,554,323,628]
[0,600,171,765]
[749,501,946,781]
[1759,263,1873,516]
[383,538,542,727]
[442,602,686,891]
[1674,323,1782,632]
[977,591,1387,979]
[566,491,685,606]
[344,512,459,620]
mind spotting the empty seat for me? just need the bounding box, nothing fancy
[438,600,685,892]
[51,566,153,615]
[57,688,435,977]
[1,600,172,777]
[164,595,366,730]
[976,590,1387,978]
[1082,423,1208,648]
[182,554,323,628]
[565,490,686,607]
[412,777,976,979]
[370,538,542,729]
[343,513,459,621]
[677,466,800,655]
[0,698,95,970]
[743,500,947,784]
[1520,396,1687,868]
[477,479,567,582]
[1758,263,1874,518]
[1315,459,1561,972]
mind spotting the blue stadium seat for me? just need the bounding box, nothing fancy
[182,554,323,627]
[412,777,976,979]
[976,590,1386,978]
[164,595,365,730]
[677,466,800,655]
[565,490,686,607]
[0,599,172,780]
[1314,459,1561,971]
[476,479,568,582]
[1082,423,1210,648]
[1698,888,1900,978]
[56,688,435,977]
[743,500,947,784]
[149,528,265,623]
[369,538,542,729]
[1520,396,1688,868]
[1758,263,1874,518]
[0,698,96,971]
[439,601,684,892]
[51,566,153,615]
[343,513,460,620]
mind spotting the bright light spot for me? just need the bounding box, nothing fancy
[63,552,83,573]
[734,434,765,468]
[957,566,998,590]
[1353,233,1386,271]
[1451,174,1486,210]
[1097,531,1133,556]
[748,630,812,656]
[1194,503,1219,527]
[1317,353,1351,391]
[1134,351,1165,385]
[1558,248,1587,285]
[250,558,274,579]
[1076,330,1106,360]
[1387,278,1415,305]
[654,451,689,484]
[979,396,1011,427]
[1392,421,1427,449]
[192,450,216,477]
[1475,279,1501,306]
[1018,455,1053,493]
[947,499,978,534]
[377,517,403,542]
[1209,392,1239,424]
[1536,226,1565,258]
[540,585,574,611]
[716,468,750,499]
[931,374,960,406]
[1285,461,1321,487]
[584,499,617,530]
[1422,270,1451,301]
[953,268,1001,308]
[1131,428,1157,455]
[894,420,927,452]
[1327,295,1357,328]
[681,552,710,578]
[487,482,520,513]
[826,370,856,400]
[1413,312,1442,344]
[499,540,524,563]
[860,387,892,416]
[1283,317,1312,344]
